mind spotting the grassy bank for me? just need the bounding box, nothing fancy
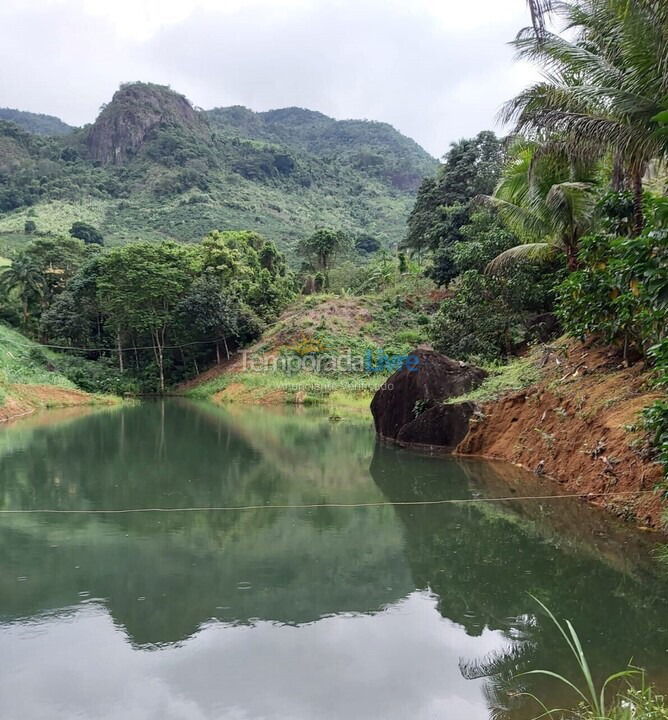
[180,292,434,415]
[184,370,380,416]
[0,323,119,421]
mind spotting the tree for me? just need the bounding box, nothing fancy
[175,275,241,365]
[70,221,104,245]
[24,220,36,234]
[96,243,196,390]
[297,229,351,284]
[20,236,89,307]
[355,234,381,254]
[484,141,596,271]
[0,256,45,326]
[404,131,505,257]
[502,0,668,235]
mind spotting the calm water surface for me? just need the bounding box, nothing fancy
[0,400,667,720]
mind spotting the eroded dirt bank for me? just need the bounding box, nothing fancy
[0,385,116,424]
[456,342,665,528]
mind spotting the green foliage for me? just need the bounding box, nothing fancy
[23,219,36,234]
[502,0,668,236]
[452,355,540,404]
[557,230,668,359]
[0,107,73,136]
[404,131,504,259]
[430,261,561,362]
[486,140,597,271]
[522,597,666,720]
[0,84,437,253]
[297,228,352,280]
[70,221,103,245]
[0,227,294,393]
[354,233,381,254]
[0,322,78,390]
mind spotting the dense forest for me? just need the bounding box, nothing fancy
[0,83,436,255]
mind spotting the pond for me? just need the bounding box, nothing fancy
[0,400,667,719]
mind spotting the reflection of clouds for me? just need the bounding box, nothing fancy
[1,592,509,720]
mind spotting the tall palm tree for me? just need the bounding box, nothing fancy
[502,0,668,235]
[483,141,597,271]
[527,0,554,35]
[0,257,45,326]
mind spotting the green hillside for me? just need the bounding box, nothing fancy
[0,323,77,389]
[0,83,437,259]
[0,108,74,136]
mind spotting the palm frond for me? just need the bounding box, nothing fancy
[486,243,558,274]
[527,0,555,36]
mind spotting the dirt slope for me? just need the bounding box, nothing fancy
[457,341,665,528]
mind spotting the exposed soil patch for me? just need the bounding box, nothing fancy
[212,382,287,405]
[457,341,665,528]
[0,384,113,424]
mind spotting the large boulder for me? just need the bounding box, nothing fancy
[370,349,486,441]
[396,401,477,450]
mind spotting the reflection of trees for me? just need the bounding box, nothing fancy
[369,442,668,719]
[0,402,412,645]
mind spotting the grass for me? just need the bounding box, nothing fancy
[0,323,78,389]
[448,354,541,405]
[185,369,382,406]
[521,597,666,720]
[0,323,119,411]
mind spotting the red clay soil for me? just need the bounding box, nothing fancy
[457,341,666,529]
[0,385,101,424]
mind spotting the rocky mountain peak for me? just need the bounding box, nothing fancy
[86,82,204,164]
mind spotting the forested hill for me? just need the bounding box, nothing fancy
[0,108,74,136]
[0,82,437,257]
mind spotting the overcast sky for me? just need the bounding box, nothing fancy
[0,0,538,157]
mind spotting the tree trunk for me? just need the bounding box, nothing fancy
[152,329,165,393]
[223,336,230,360]
[117,331,124,373]
[631,166,645,237]
[215,341,221,365]
[564,236,579,271]
[611,154,625,192]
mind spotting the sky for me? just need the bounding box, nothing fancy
[0,0,539,157]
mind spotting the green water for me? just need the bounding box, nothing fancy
[0,400,667,720]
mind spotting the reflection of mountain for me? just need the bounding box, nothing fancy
[0,402,412,645]
[369,443,668,716]
[2,401,668,719]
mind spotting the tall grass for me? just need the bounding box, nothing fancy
[522,597,667,719]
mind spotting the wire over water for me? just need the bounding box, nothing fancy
[0,489,658,514]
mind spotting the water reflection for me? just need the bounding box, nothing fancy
[0,401,666,719]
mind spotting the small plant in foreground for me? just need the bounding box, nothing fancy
[520,597,666,719]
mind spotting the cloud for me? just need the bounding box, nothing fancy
[0,0,537,155]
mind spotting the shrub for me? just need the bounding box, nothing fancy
[557,231,668,361]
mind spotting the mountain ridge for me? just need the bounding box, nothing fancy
[0,82,438,256]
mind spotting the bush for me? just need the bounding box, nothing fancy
[557,231,668,360]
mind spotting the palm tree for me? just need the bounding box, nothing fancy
[526,0,554,35]
[483,141,597,271]
[502,0,668,235]
[0,257,45,326]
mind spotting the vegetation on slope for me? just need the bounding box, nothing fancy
[0,322,115,420]
[0,83,436,254]
[0,108,73,136]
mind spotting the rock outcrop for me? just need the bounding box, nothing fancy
[86,82,204,164]
[370,349,486,447]
[395,401,477,450]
